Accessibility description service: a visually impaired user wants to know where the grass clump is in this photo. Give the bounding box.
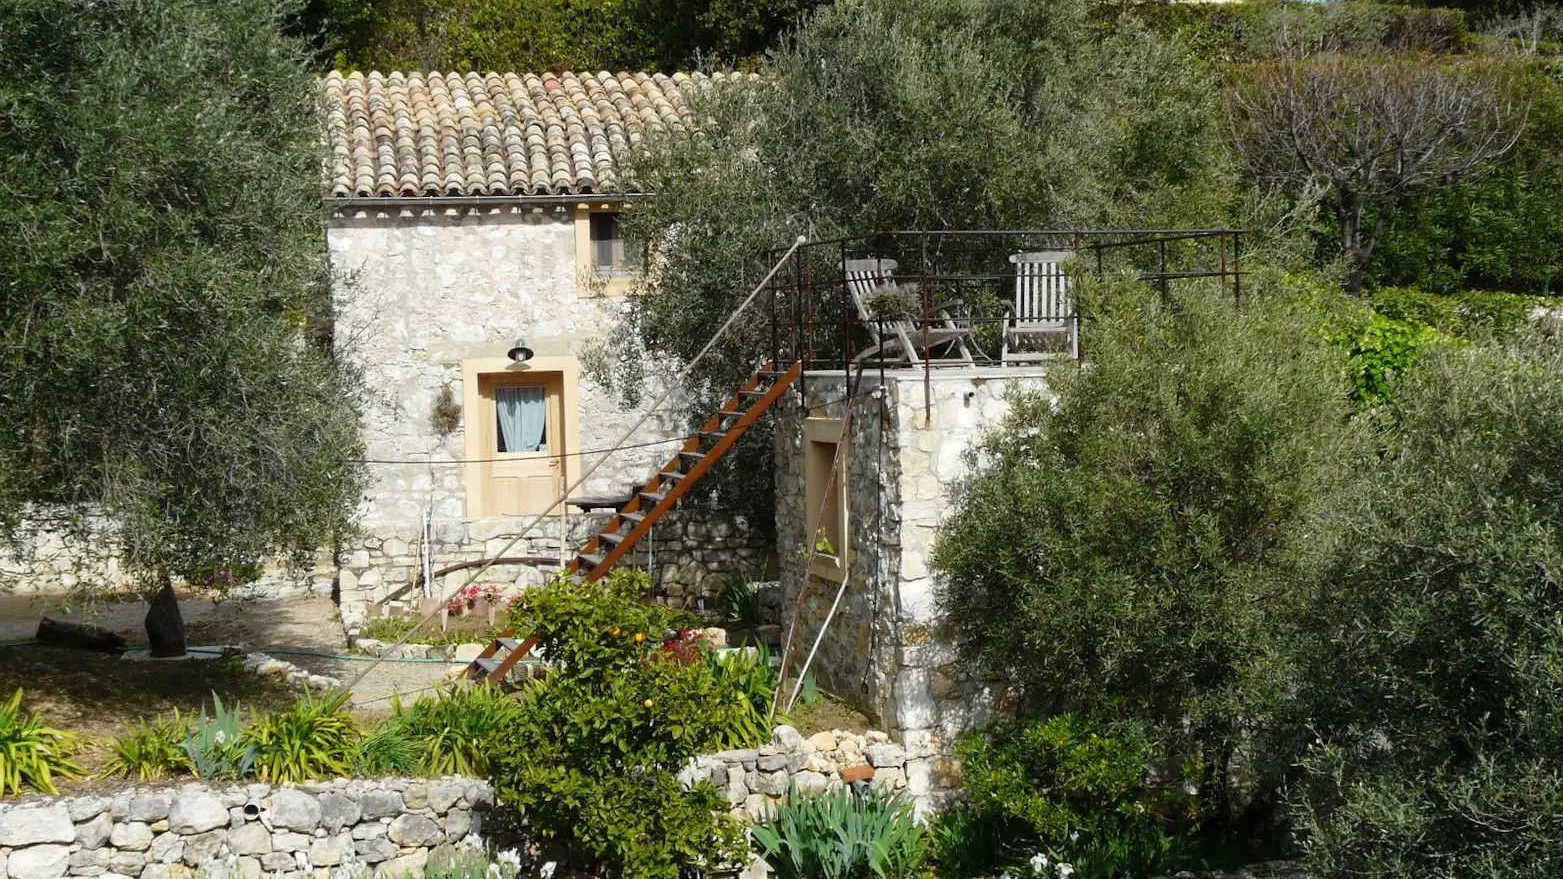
[0,688,83,795]
[104,714,191,781]
[243,691,359,783]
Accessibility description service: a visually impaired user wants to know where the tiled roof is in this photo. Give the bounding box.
[322,70,738,199]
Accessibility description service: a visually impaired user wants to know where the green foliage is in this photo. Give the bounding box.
[607,0,1235,525]
[243,691,359,784]
[105,714,191,781]
[183,692,255,779]
[951,715,1200,879]
[1290,335,1563,878]
[386,685,524,777]
[1335,310,1444,405]
[302,0,821,73]
[1123,0,1471,63]
[933,274,1361,830]
[359,616,502,647]
[1360,63,1563,295]
[491,569,749,879]
[706,643,779,749]
[0,0,365,593]
[717,575,764,627]
[751,787,927,879]
[353,723,419,777]
[0,689,82,795]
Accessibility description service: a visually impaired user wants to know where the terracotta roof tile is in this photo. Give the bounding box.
[322,69,741,198]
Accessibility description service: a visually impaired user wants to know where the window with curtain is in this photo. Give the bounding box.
[495,385,548,453]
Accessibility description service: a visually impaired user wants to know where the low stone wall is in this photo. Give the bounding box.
[684,724,956,821]
[0,777,491,879]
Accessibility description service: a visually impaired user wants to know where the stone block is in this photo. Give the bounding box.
[107,853,145,875]
[443,810,470,841]
[109,823,153,852]
[756,754,789,772]
[376,850,428,879]
[65,798,109,823]
[258,852,297,872]
[308,833,352,866]
[10,845,71,879]
[905,758,932,796]
[865,743,905,768]
[387,815,442,848]
[268,790,321,832]
[234,858,262,879]
[806,731,838,753]
[68,848,112,873]
[226,824,272,856]
[427,780,465,814]
[316,793,360,833]
[148,833,182,865]
[871,767,906,792]
[793,771,829,795]
[770,725,804,752]
[350,824,388,841]
[271,832,312,853]
[357,791,403,820]
[754,771,789,797]
[168,793,227,835]
[402,783,428,810]
[0,805,75,846]
[74,813,113,850]
[741,795,772,824]
[179,830,225,866]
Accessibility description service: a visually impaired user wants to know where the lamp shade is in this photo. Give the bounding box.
[506,335,534,363]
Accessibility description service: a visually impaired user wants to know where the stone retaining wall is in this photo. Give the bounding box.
[683,724,957,821]
[0,777,491,879]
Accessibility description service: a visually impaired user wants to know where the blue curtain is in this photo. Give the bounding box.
[496,386,547,452]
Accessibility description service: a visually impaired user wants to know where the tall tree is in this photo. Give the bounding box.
[0,0,365,655]
[1227,53,1526,294]
[599,0,1236,525]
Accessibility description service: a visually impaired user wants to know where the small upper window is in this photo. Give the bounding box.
[588,212,641,275]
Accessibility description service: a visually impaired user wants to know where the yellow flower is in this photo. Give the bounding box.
[644,699,655,708]
[634,632,646,643]
[610,626,621,637]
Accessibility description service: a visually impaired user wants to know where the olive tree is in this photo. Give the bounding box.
[932,273,1365,825]
[0,0,365,654]
[602,0,1236,525]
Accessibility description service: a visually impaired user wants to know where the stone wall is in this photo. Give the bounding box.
[0,777,491,879]
[775,369,1056,757]
[328,205,770,620]
[684,724,958,822]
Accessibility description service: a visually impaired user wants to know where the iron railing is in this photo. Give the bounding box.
[763,230,1245,388]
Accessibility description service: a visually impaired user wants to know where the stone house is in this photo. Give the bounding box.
[319,69,770,626]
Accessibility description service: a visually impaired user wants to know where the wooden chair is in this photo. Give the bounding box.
[842,258,974,365]
[1004,251,1078,362]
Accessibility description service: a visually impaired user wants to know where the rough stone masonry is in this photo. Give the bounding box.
[0,777,490,879]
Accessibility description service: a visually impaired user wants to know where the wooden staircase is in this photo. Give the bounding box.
[464,361,802,682]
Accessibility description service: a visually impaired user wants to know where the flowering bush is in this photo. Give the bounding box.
[444,583,504,615]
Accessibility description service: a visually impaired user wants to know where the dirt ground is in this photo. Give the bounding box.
[0,592,462,722]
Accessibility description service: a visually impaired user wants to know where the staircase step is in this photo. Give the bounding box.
[698,431,727,444]
[497,637,524,651]
[677,450,706,462]
[658,470,686,482]
[598,531,625,545]
[637,490,667,506]
[578,553,604,569]
[475,657,503,674]
[620,511,647,525]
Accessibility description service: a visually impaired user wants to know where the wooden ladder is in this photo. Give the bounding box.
[464,361,802,683]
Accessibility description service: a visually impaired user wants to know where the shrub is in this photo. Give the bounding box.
[950,715,1201,879]
[388,685,524,777]
[183,692,254,779]
[244,691,359,783]
[354,724,418,777]
[707,642,780,749]
[1291,335,1563,878]
[751,786,926,879]
[933,275,1362,831]
[490,569,748,879]
[105,714,191,781]
[1335,309,1443,406]
[0,689,82,795]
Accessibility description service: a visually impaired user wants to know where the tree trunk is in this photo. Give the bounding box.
[1339,190,1367,296]
[144,574,187,658]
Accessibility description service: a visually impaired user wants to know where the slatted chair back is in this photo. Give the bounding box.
[1009,251,1073,326]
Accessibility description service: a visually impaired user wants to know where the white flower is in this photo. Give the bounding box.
[1029,853,1050,874]
[539,861,557,879]
[1068,830,1079,843]
[1058,865,1075,879]
[214,730,226,744]
[496,849,523,869]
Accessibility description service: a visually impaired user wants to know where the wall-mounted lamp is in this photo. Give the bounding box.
[507,335,535,363]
